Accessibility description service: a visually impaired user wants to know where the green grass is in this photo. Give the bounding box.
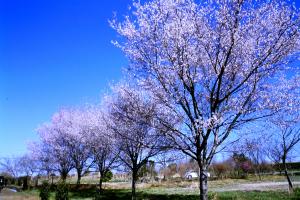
[213,191,300,200]
[71,188,300,200]
[18,187,300,200]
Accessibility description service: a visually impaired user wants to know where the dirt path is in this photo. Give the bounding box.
[212,181,300,192]
[0,188,38,200]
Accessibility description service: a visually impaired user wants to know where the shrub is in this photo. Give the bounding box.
[208,192,218,200]
[22,176,29,190]
[213,163,230,179]
[94,189,101,200]
[102,170,113,182]
[39,181,50,200]
[294,172,300,176]
[55,181,69,200]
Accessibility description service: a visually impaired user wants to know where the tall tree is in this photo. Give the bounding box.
[18,154,41,188]
[267,76,300,192]
[63,108,92,186]
[237,133,269,180]
[37,108,93,185]
[268,121,300,192]
[20,154,41,177]
[111,0,300,199]
[28,142,56,181]
[36,110,75,181]
[84,105,119,194]
[0,157,21,179]
[106,83,170,200]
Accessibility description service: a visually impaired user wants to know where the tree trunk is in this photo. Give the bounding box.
[283,158,293,193]
[22,176,29,190]
[61,171,68,182]
[199,166,208,200]
[99,172,103,195]
[76,168,82,186]
[131,170,138,200]
[255,167,261,181]
[258,171,262,181]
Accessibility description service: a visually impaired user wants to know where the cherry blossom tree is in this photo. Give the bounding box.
[17,154,41,188]
[105,83,170,200]
[83,105,119,194]
[19,154,40,178]
[33,106,119,188]
[36,108,94,185]
[61,108,92,186]
[268,121,300,192]
[238,135,268,180]
[28,141,56,180]
[111,0,300,199]
[36,110,75,181]
[0,157,21,179]
[266,75,300,192]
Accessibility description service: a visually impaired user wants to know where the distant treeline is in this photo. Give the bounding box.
[272,162,300,171]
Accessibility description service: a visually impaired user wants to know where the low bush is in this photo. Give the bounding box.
[94,189,101,200]
[39,181,50,200]
[55,181,69,200]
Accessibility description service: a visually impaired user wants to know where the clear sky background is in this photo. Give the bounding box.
[0,0,134,157]
[1,0,300,159]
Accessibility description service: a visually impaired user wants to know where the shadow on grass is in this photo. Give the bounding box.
[71,189,199,200]
[65,184,300,200]
[68,187,300,200]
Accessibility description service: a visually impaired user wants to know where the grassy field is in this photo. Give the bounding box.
[3,176,300,200]
[15,187,300,200]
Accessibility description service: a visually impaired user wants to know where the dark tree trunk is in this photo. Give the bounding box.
[199,165,208,200]
[99,172,104,195]
[22,176,29,190]
[131,170,138,200]
[279,168,282,175]
[76,168,82,187]
[99,178,103,194]
[61,171,68,182]
[283,157,293,192]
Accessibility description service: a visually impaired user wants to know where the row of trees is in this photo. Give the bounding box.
[25,83,174,198]
[23,73,300,200]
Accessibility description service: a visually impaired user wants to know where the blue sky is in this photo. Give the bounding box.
[0,0,133,157]
[1,0,300,158]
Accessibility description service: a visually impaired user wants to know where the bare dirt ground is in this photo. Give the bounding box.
[132,181,300,195]
[103,179,300,191]
[96,180,300,196]
[211,181,300,192]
